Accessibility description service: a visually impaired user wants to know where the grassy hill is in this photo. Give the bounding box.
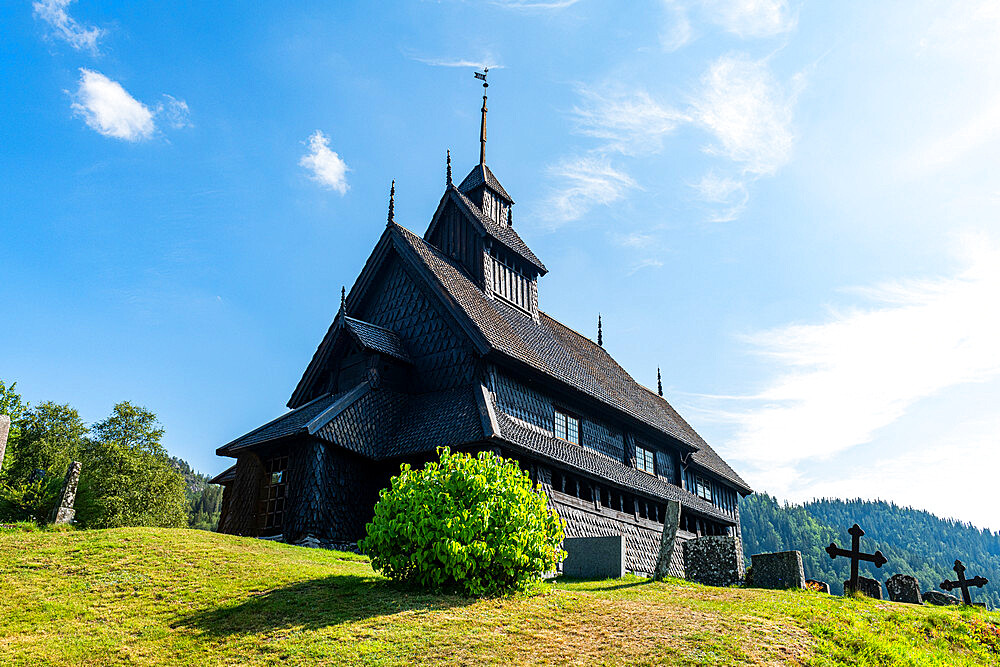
[2,526,999,666]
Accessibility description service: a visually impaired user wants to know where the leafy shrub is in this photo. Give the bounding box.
[360,448,565,596]
[0,476,62,523]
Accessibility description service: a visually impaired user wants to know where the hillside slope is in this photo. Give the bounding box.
[741,494,1000,608]
[2,527,999,666]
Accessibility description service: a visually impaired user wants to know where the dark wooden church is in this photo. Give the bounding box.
[212,82,751,576]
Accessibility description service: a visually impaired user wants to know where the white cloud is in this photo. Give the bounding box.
[571,87,687,156]
[160,95,191,129]
[33,0,103,53]
[700,0,797,38]
[542,156,636,224]
[690,53,798,175]
[714,234,1000,470]
[69,69,155,142]
[660,1,694,51]
[408,55,504,69]
[300,131,350,194]
[692,170,750,221]
[489,0,581,8]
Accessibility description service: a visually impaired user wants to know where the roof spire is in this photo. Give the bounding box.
[339,285,347,323]
[387,180,395,226]
[657,368,663,396]
[474,67,489,165]
[446,149,453,186]
[597,313,603,347]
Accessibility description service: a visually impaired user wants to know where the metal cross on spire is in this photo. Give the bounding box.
[475,67,489,165]
[941,559,989,605]
[825,523,887,595]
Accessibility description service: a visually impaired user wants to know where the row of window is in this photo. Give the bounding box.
[550,470,669,524]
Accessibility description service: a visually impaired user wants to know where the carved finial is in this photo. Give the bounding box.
[446,150,453,186]
[657,368,663,396]
[387,180,395,226]
[341,286,346,310]
[474,67,489,165]
[597,314,603,347]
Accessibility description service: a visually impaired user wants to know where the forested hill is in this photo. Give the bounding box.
[739,494,1000,608]
[169,457,223,532]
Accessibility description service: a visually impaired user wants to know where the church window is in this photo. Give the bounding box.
[258,456,288,535]
[635,445,655,475]
[554,408,580,444]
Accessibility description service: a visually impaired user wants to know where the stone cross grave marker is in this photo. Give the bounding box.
[941,559,988,606]
[825,523,887,594]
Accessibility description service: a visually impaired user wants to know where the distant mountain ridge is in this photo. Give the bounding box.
[169,457,223,532]
[740,494,1000,607]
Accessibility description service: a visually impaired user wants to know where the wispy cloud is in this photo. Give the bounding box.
[69,69,155,142]
[692,170,750,222]
[160,95,191,129]
[690,53,799,175]
[571,87,687,156]
[489,0,581,9]
[712,234,1000,470]
[542,156,636,225]
[660,1,694,51]
[33,0,103,54]
[700,0,797,38]
[300,131,350,194]
[408,55,504,69]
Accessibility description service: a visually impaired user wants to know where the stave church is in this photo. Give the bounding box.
[211,77,751,576]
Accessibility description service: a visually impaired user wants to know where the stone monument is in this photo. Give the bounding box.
[845,576,883,600]
[748,551,806,589]
[0,414,9,474]
[683,535,745,587]
[49,461,82,525]
[653,500,681,581]
[886,574,922,604]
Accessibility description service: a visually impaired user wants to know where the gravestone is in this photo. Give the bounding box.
[844,576,882,600]
[923,590,961,606]
[825,523,887,595]
[748,551,806,589]
[49,461,82,525]
[562,535,625,579]
[941,559,989,606]
[886,574,922,604]
[806,579,831,594]
[683,535,745,587]
[0,414,9,473]
[653,500,681,581]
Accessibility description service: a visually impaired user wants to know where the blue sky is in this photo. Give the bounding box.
[4,1,1000,530]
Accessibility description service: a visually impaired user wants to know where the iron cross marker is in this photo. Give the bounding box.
[825,523,887,594]
[941,559,989,606]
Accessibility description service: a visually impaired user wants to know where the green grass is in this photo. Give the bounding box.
[1,527,998,665]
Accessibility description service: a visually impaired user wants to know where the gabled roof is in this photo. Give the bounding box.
[424,186,547,274]
[209,464,236,485]
[390,223,751,494]
[217,389,354,455]
[344,316,412,363]
[458,163,513,203]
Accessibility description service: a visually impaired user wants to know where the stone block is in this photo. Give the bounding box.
[845,576,882,599]
[683,535,745,587]
[653,500,681,581]
[0,414,9,474]
[923,590,961,606]
[806,579,831,594]
[886,574,922,604]
[562,535,625,579]
[748,551,806,589]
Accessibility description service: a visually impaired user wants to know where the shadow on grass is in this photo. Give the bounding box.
[174,574,475,636]
[555,577,653,592]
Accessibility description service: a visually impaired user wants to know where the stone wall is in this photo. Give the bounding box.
[748,551,805,589]
[683,535,745,587]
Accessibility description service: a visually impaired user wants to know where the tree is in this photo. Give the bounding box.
[361,448,565,596]
[4,402,87,485]
[75,402,187,529]
[0,379,29,481]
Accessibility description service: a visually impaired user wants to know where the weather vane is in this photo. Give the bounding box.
[475,67,489,165]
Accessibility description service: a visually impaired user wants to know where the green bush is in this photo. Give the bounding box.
[360,448,565,596]
[0,476,62,523]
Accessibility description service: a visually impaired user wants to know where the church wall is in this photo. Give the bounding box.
[218,451,266,537]
[358,259,477,393]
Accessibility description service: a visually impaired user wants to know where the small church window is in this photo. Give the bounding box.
[554,409,580,445]
[695,475,713,503]
[635,445,655,475]
[258,456,288,535]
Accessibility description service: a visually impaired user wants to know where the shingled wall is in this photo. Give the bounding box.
[359,260,477,392]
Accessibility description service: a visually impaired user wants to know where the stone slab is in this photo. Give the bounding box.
[562,535,625,579]
[749,550,806,589]
[653,500,681,581]
[923,590,961,606]
[845,576,882,600]
[0,414,9,474]
[886,574,922,604]
[683,535,745,587]
[49,461,82,525]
